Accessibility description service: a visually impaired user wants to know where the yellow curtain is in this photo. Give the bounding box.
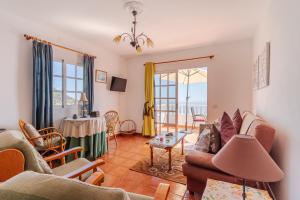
[142,62,156,137]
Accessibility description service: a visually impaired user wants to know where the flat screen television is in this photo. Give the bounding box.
[110,76,127,92]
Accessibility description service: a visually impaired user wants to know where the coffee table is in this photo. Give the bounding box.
[149,132,187,171]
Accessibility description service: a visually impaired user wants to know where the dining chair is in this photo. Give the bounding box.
[191,106,207,129]
[104,111,119,150]
[0,149,25,182]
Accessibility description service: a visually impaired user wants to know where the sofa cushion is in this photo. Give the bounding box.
[220,112,237,146]
[232,109,243,133]
[185,150,218,171]
[194,128,210,152]
[239,112,261,135]
[52,158,103,181]
[209,124,221,154]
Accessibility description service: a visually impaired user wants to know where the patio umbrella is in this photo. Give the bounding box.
[178,68,207,130]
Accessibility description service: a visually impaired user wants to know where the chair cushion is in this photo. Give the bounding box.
[220,112,237,146]
[35,136,62,150]
[24,123,44,147]
[0,171,131,200]
[185,150,218,171]
[52,158,103,181]
[128,193,153,200]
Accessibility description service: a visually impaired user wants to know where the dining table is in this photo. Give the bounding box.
[62,116,107,160]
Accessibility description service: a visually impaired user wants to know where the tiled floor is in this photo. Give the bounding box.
[99,134,196,200]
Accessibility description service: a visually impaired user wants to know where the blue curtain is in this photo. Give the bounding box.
[83,55,94,114]
[32,40,53,129]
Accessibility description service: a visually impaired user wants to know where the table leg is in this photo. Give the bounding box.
[181,138,184,155]
[168,149,172,171]
[150,146,153,166]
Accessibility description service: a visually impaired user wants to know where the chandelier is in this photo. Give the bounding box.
[113,1,154,53]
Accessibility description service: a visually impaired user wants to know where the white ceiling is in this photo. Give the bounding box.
[0,0,269,57]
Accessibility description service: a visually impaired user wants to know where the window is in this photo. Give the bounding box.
[53,60,84,107]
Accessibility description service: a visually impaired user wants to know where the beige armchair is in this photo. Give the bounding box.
[0,171,170,200]
[0,130,105,185]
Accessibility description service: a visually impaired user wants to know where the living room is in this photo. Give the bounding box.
[0,0,299,200]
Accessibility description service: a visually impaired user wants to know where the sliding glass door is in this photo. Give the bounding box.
[154,72,178,133]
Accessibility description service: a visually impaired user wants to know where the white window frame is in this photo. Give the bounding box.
[53,59,84,108]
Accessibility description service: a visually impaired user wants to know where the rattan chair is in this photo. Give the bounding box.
[19,120,66,156]
[104,111,119,150]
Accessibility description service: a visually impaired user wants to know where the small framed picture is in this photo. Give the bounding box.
[95,70,107,83]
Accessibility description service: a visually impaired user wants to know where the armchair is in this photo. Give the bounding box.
[19,119,66,156]
[0,130,105,186]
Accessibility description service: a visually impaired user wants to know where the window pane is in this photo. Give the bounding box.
[168,112,176,124]
[154,74,160,86]
[169,73,176,85]
[161,99,167,111]
[161,86,167,98]
[67,78,76,91]
[53,77,62,91]
[53,91,62,106]
[66,92,76,105]
[169,99,176,111]
[53,61,62,76]
[155,99,160,110]
[76,92,81,101]
[161,74,168,85]
[155,87,160,98]
[161,112,167,124]
[77,79,83,92]
[66,64,76,77]
[155,112,160,123]
[77,66,83,78]
[169,86,176,98]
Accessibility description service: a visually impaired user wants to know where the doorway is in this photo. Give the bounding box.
[154,67,207,134]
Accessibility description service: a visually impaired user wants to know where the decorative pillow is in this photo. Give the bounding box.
[220,112,237,146]
[24,123,44,147]
[232,109,243,133]
[194,128,211,152]
[209,124,221,154]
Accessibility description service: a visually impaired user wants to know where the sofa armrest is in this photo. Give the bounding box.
[185,150,218,171]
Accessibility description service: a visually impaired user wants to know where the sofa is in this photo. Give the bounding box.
[182,111,276,194]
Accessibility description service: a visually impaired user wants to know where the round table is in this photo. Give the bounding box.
[62,116,106,160]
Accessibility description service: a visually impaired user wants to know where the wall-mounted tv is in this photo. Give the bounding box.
[110,76,127,92]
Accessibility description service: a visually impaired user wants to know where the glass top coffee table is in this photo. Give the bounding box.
[149,132,188,171]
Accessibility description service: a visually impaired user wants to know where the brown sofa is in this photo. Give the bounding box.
[182,111,276,194]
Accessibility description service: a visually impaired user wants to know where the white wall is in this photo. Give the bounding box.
[122,39,253,133]
[253,0,300,199]
[0,11,127,129]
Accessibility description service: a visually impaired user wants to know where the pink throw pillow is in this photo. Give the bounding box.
[232,109,243,134]
[220,112,237,146]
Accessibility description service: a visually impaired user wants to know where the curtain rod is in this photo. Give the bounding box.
[24,34,96,59]
[145,55,214,66]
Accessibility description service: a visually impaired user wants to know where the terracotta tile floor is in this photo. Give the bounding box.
[99,134,196,200]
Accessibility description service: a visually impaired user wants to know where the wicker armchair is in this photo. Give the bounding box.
[19,120,66,156]
[104,111,119,150]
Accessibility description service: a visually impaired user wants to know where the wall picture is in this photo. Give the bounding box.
[95,70,107,83]
[258,42,271,88]
[253,58,259,90]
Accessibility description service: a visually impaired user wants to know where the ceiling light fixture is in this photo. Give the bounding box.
[113,1,153,53]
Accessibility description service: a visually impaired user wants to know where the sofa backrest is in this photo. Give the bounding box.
[239,112,275,153]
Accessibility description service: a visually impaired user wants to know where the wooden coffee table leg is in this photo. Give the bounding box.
[168,148,172,171]
[150,146,153,166]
